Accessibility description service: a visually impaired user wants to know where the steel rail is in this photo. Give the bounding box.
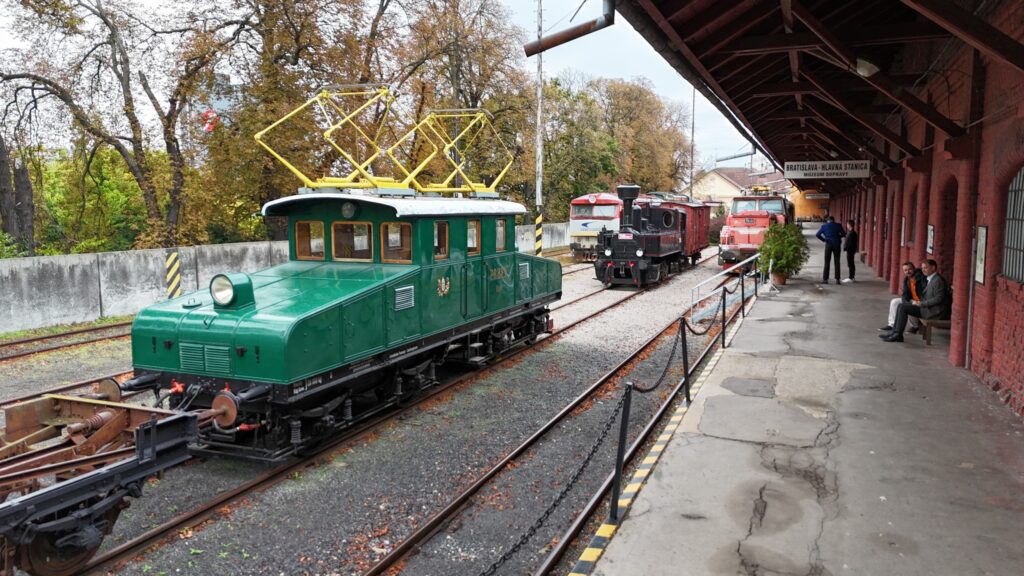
[361,305,686,576]
[550,287,609,311]
[533,290,756,575]
[0,370,133,409]
[0,321,133,349]
[561,263,592,276]
[0,331,132,363]
[83,269,664,574]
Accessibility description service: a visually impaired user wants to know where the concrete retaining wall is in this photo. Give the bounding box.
[0,224,566,333]
[515,222,568,253]
[1,241,289,332]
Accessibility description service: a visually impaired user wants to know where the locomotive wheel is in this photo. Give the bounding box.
[17,508,121,576]
[659,262,669,282]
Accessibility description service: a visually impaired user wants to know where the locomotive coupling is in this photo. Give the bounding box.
[120,372,161,392]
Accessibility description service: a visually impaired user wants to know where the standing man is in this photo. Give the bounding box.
[881,259,950,342]
[815,216,845,284]
[841,219,859,283]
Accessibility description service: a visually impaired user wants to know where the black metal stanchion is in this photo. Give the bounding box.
[608,383,633,524]
[740,274,746,318]
[679,316,691,403]
[720,287,727,349]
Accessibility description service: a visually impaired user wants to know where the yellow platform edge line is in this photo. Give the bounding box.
[565,302,753,575]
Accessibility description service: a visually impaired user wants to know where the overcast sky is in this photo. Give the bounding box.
[502,0,763,170]
[0,1,764,170]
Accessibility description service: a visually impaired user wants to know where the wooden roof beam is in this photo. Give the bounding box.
[792,0,856,67]
[796,14,965,137]
[692,2,780,57]
[779,0,803,111]
[803,71,921,156]
[858,72,964,136]
[901,0,1024,75]
[676,0,763,42]
[721,23,950,56]
[803,101,898,167]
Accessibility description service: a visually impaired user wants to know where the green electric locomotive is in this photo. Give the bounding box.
[128,192,560,461]
[126,87,562,461]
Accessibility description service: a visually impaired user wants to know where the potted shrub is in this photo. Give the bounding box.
[757,223,809,285]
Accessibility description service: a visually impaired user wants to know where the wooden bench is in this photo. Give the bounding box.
[919,318,951,345]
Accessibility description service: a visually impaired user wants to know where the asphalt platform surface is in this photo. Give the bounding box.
[592,234,1024,576]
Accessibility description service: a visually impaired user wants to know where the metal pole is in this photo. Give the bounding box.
[534,0,544,257]
[740,274,746,318]
[688,85,696,199]
[720,287,727,349]
[609,382,633,524]
[679,316,691,403]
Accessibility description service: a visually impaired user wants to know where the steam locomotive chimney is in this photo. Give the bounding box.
[617,184,641,231]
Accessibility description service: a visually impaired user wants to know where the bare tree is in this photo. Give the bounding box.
[0,0,252,245]
[0,135,17,242]
[12,158,34,255]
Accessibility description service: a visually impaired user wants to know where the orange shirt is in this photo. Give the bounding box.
[909,279,920,301]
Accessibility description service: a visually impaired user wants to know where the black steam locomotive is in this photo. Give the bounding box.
[594,185,709,287]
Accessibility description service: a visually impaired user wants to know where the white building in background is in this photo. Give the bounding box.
[686,167,791,204]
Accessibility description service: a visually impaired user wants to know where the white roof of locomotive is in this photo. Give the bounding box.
[261,191,528,217]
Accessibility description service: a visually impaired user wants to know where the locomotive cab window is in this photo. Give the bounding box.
[468,219,481,256]
[332,222,373,262]
[434,221,449,260]
[382,222,413,263]
[295,221,325,260]
[661,211,674,228]
[496,219,507,252]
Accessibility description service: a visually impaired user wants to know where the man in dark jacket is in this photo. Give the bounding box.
[841,219,859,283]
[880,262,927,332]
[815,216,845,284]
[882,259,951,342]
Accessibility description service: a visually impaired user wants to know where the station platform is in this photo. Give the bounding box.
[590,252,1024,575]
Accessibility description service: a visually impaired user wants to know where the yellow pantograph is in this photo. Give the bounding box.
[254,85,513,194]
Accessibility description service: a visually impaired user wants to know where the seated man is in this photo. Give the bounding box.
[881,259,951,343]
[880,262,927,333]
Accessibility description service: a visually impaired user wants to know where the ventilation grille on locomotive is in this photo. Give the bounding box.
[394,285,415,310]
[179,342,232,374]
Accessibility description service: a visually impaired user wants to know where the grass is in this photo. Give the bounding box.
[0,314,134,343]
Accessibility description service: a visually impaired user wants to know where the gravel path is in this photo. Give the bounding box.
[0,338,130,402]
[104,253,722,576]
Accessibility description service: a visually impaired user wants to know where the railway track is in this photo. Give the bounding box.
[0,321,133,363]
[82,262,658,574]
[561,263,592,276]
[360,306,691,575]
[0,369,134,409]
[7,249,719,574]
[536,279,756,576]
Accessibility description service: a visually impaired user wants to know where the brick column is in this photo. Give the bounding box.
[874,184,885,273]
[890,178,904,294]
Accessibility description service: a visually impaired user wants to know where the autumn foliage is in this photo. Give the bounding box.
[0,0,693,254]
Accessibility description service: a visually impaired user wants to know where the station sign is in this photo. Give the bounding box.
[784,160,870,179]
[804,193,830,199]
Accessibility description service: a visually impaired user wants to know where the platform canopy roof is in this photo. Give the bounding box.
[616,0,1024,194]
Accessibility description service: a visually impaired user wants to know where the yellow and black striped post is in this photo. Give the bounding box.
[534,213,543,256]
[165,249,183,299]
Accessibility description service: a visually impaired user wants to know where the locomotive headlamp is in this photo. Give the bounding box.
[341,201,357,219]
[210,273,255,309]
[635,249,644,257]
[211,275,234,305]
[604,248,612,257]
